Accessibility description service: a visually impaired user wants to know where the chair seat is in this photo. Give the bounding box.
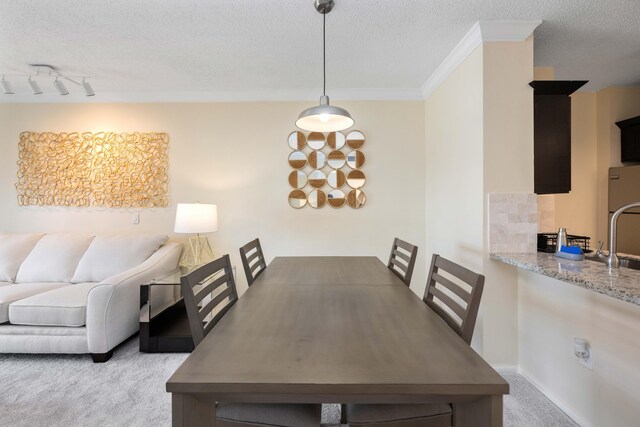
[346,403,452,424]
[217,403,321,427]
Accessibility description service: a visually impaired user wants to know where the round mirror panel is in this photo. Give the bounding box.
[327,150,346,169]
[346,131,365,149]
[308,189,326,208]
[308,150,327,169]
[308,170,327,188]
[327,190,346,208]
[346,150,365,169]
[347,170,366,189]
[288,170,307,189]
[288,151,307,169]
[347,189,366,208]
[327,170,346,188]
[288,190,307,209]
[327,132,346,149]
[307,132,326,150]
[288,131,306,150]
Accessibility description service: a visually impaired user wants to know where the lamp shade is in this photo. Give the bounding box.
[296,95,354,132]
[174,203,218,234]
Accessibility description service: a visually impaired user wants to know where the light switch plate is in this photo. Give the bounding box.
[132,213,140,224]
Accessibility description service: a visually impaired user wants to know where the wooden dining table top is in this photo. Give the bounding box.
[166,256,508,400]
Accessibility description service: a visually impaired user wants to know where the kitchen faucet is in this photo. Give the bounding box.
[597,202,640,268]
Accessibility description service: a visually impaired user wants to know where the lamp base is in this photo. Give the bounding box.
[179,235,214,269]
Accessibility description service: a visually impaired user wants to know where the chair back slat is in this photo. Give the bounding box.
[387,237,418,286]
[424,254,484,345]
[181,255,239,347]
[240,238,267,287]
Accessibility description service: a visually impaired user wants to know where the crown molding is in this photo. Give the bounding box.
[0,87,423,104]
[420,20,542,99]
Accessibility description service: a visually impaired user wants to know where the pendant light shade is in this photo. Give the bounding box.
[296,95,354,132]
[296,0,354,132]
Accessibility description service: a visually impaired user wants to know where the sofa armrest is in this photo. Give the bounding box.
[86,241,183,353]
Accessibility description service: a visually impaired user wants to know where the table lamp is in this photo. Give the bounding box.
[174,203,218,269]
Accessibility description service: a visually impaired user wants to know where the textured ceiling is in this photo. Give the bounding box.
[1,0,639,100]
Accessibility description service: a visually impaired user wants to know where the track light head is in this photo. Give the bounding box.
[1,76,14,94]
[81,79,95,96]
[54,77,69,95]
[28,77,42,95]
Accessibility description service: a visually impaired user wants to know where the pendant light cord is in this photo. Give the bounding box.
[323,12,326,96]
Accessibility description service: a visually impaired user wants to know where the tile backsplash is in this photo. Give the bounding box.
[489,193,538,253]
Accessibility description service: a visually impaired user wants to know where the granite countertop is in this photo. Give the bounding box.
[490,252,640,306]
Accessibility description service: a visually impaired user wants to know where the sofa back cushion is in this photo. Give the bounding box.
[15,234,95,283]
[0,234,43,282]
[71,234,168,283]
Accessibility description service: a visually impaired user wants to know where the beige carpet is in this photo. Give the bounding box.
[0,337,578,426]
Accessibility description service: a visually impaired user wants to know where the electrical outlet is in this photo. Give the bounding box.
[579,347,593,370]
[132,213,140,224]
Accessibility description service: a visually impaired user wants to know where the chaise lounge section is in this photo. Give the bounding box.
[0,233,181,362]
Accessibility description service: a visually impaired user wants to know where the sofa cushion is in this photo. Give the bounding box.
[0,234,43,282]
[8,283,100,327]
[0,282,70,323]
[15,234,95,283]
[71,234,168,283]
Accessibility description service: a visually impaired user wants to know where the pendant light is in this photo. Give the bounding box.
[296,0,354,132]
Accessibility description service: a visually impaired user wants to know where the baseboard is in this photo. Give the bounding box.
[491,365,518,374]
[517,368,592,427]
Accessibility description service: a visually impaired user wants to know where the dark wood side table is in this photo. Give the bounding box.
[139,271,195,353]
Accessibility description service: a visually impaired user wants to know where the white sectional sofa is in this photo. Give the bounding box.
[0,233,182,362]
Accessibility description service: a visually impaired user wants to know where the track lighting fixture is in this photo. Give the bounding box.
[81,79,95,97]
[28,77,42,95]
[1,65,95,96]
[53,77,69,95]
[1,76,14,94]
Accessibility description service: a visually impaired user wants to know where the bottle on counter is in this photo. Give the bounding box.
[556,227,568,254]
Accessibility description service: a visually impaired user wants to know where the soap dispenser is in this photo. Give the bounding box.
[556,227,567,254]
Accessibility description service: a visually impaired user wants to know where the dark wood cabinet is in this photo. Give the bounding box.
[616,116,640,162]
[530,80,588,195]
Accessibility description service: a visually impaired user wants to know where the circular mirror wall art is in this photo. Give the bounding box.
[346,150,365,169]
[307,132,326,150]
[288,190,307,208]
[287,131,366,209]
[288,170,307,189]
[308,150,327,169]
[308,189,326,208]
[347,189,366,208]
[346,131,365,149]
[327,170,346,188]
[308,170,327,188]
[288,151,307,169]
[347,170,365,189]
[288,131,306,150]
[327,190,346,208]
[327,132,346,149]
[327,150,346,169]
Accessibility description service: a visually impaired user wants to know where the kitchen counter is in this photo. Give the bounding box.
[490,252,640,306]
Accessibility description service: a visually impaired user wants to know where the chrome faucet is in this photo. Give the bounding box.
[598,202,640,268]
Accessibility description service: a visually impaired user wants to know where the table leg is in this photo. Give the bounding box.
[453,395,503,427]
[172,393,216,427]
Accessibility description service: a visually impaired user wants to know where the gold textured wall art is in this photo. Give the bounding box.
[16,132,169,208]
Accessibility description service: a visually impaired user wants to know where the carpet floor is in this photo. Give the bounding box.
[0,337,578,427]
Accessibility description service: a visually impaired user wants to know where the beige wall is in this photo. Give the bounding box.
[0,101,427,294]
[425,38,534,365]
[519,271,640,427]
[482,39,535,366]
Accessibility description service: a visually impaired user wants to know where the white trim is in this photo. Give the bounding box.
[492,365,519,374]
[517,367,591,427]
[420,20,542,99]
[0,87,423,104]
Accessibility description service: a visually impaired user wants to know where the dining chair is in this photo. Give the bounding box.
[239,238,267,287]
[343,253,485,427]
[181,256,322,427]
[387,237,418,286]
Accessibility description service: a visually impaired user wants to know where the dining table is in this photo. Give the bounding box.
[167,256,509,426]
